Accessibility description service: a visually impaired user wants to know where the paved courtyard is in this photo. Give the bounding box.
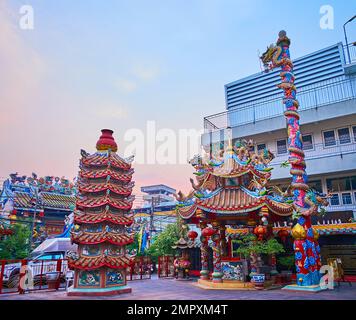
[1,276,355,300]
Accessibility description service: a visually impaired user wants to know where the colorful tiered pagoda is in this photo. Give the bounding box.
[68,129,135,296]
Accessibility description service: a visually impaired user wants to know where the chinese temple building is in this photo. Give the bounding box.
[67,129,135,296]
[0,173,76,239]
[175,139,299,288]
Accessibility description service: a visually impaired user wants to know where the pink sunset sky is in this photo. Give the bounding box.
[1,1,354,201]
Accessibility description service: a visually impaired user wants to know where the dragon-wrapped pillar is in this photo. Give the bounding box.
[211,221,223,283]
[261,31,322,287]
[199,221,209,280]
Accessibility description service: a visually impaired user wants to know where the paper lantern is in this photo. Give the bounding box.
[188,230,198,240]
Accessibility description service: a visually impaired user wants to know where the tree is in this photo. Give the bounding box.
[0,223,31,259]
[278,255,295,271]
[234,234,285,258]
[146,221,181,261]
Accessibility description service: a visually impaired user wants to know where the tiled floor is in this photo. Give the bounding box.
[1,277,355,300]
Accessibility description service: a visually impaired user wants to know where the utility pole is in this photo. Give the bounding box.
[148,195,160,247]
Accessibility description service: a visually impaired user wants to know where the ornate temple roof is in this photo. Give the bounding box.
[68,255,131,270]
[76,194,134,210]
[74,209,134,225]
[4,188,75,212]
[81,152,133,171]
[71,231,133,245]
[79,168,134,182]
[78,181,134,196]
[176,139,295,221]
[177,187,293,219]
[0,174,76,214]
[41,192,76,210]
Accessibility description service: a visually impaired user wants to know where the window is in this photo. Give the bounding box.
[277,139,287,154]
[353,126,356,142]
[323,130,336,147]
[342,193,352,205]
[302,134,313,150]
[330,194,340,206]
[326,177,352,192]
[308,180,322,193]
[257,143,266,154]
[338,127,351,144]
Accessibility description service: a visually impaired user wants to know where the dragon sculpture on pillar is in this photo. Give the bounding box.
[260,31,329,287]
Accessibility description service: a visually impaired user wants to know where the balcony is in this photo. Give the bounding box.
[204,77,356,132]
[269,141,356,180]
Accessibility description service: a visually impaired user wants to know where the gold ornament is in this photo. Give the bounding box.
[291,223,306,240]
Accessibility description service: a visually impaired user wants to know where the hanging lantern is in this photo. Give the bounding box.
[188,230,198,240]
[277,228,289,243]
[38,210,45,218]
[12,209,17,215]
[196,209,204,218]
[201,227,216,237]
[260,206,269,218]
[254,225,266,240]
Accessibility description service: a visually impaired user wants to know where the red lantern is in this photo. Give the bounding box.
[188,230,198,240]
[254,225,266,240]
[12,209,17,215]
[38,210,45,218]
[202,227,216,237]
[277,228,289,243]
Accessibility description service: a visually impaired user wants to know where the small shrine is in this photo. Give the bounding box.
[67,129,135,296]
[175,139,296,289]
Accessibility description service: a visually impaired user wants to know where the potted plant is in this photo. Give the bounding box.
[235,234,284,289]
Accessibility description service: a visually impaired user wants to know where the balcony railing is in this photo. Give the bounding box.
[270,141,356,166]
[344,42,356,65]
[204,77,356,131]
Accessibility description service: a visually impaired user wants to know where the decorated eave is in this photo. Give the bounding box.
[177,187,293,220]
[68,255,131,270]
[226,222,356,238]
[40,192,76,210]
[77,181,134,196]
[79,168,134,182]
[12,191,75,211]
[76,194,134,210]
[74,209,134,225]
[80,151,133,171]
[71,230,134,245]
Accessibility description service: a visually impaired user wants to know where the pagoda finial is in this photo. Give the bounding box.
[96,129,118,152]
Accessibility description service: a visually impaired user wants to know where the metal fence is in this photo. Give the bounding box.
[126,256,152,281]
[0,258,68,295]
[158,255,177,278]
[204,77,356,131]
[0,256,152,295]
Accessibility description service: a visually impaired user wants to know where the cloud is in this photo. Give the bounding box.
[93,103,129,120]
[113,78,137,93]
[132,64,161,81]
